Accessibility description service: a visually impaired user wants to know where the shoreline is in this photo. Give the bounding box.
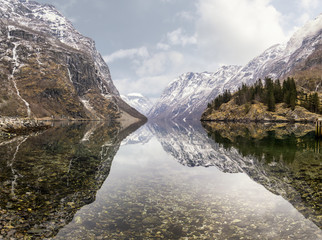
[200,118,316,124]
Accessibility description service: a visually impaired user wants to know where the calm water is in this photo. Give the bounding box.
[0,121,321,239]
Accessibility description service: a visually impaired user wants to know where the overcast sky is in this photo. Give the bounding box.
[36,0,322,101]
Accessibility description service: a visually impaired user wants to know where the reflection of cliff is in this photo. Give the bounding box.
[203,122,322,229]
[0,121,141,239]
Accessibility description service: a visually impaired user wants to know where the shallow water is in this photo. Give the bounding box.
[0,121,321,239]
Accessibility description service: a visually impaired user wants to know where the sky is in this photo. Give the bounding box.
[36,0,322,101]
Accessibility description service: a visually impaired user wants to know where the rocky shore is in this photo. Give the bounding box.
[0,117,51,137]
[201,101,321,123]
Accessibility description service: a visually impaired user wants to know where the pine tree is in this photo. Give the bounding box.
[274,79,283,103]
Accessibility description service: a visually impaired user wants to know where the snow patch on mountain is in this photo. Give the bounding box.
[149,66,242,120]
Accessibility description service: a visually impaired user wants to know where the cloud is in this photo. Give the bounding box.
[195,0,287,65]
[114,75,177,99]
[136,51,184,77]
[300,0,319,9]
[167,28,197,46]
[104,47,149,63]
[176,11,196,21]
[156,43,170,50]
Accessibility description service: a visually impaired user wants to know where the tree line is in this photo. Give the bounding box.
[208,77,321,114]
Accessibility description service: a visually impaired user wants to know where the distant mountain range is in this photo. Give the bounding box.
[149,14,322,120]
[121,93,153,115]
[0,0,145,123]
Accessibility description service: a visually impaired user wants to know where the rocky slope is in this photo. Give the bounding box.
[121,93,153,116]
[201,100,321,122]
[0,0,145,123]
[149,14,322,121]
[148,66,242,120]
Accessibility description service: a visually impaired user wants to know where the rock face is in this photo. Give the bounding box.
[149,14,322,120]
[121,93,153,116]
[148,66,242,120]
[0,0,145,122]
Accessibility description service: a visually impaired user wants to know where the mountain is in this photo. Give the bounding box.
[149,14,322,120]
[225,13,322,93]
[121,93,153,116]
[148,66,242,120]
[0,0,145,123]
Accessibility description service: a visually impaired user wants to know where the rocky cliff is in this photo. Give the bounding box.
[0,0,145,123]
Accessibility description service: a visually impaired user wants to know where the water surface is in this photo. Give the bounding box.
[0,121,321,239]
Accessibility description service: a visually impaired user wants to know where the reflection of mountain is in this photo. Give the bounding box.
[0,121,141,239]
[121,124,153,146]
[146,120,321,228]
[203,122,321,229]
[148,121,242,172]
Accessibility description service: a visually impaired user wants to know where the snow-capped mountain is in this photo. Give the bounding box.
[0,0,145,122]
[225,13,322,92]
[121,93,153,116]
[149,14,322,120]
[148,66,242,120]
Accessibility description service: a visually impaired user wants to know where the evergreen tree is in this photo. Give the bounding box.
[274,79,283,103]
[267,90,276,111]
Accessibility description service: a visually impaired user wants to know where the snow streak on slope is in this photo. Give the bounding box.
[8,26,31,117]
[0,0,119,97]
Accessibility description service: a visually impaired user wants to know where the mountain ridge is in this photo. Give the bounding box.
[149,13,322,121]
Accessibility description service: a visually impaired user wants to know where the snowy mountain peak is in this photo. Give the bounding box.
[285,13,322,55]
[149,65,242,120]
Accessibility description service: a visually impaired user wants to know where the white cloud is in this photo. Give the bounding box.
[300,0,318,9]
[157,43,170,50]
[104,47,149,63]
[176,11,196,21]
[136,51,184,77]
[114,75,176,99]
[195,0,287,65]
[167,28,197,46]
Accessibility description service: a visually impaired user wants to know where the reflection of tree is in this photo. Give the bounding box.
[203,122,322,229]
[0,121,143,239]
[203,122,319,164]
